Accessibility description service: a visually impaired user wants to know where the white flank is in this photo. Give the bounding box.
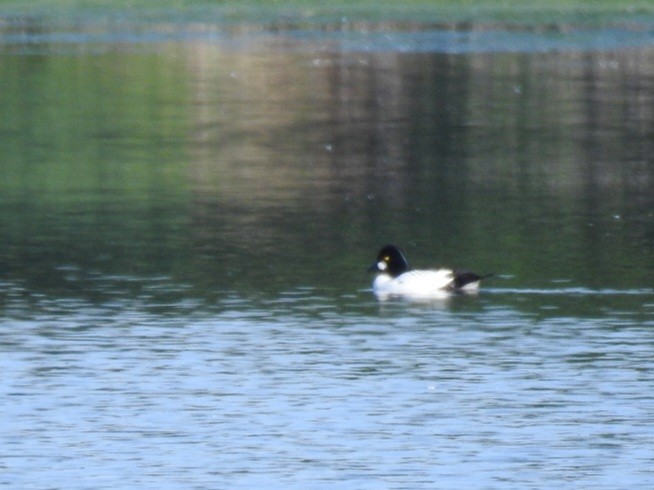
[373,269,456,298]
[460,280,481,292]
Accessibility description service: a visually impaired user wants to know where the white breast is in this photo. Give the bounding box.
[373,269,455,298]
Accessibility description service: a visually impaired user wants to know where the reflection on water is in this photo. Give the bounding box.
[5,42,650,293]
[1,10,654,490]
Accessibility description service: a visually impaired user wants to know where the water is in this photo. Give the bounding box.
[1,6,654,489]
[3,290,654,489]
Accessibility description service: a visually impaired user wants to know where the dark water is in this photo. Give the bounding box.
[1,9,654,489]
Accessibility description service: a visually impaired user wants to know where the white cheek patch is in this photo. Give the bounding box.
[377,261,388,271]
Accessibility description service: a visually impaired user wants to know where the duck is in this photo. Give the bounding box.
[367,244,487,298]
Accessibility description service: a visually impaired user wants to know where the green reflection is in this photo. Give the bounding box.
[0,51,189,193]
[0,19,652,303]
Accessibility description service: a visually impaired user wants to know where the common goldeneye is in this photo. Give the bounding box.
[368,244,487,298]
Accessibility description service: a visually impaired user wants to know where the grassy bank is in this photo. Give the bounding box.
[1,0,653,27]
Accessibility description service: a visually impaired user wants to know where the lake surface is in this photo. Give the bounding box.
[1,6,654,489]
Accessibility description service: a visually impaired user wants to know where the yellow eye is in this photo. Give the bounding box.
[384,256,390,261]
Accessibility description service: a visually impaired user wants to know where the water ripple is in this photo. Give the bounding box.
[2,288,654,489]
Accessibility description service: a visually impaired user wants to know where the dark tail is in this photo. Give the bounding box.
[452,271,494,289]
